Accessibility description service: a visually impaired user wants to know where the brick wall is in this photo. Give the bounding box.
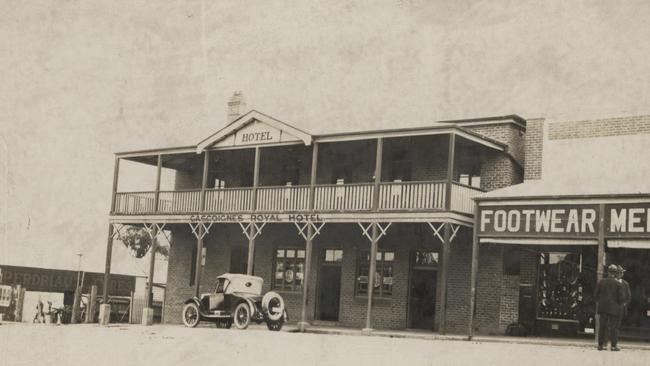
[465,123,525,167]
[548,115,650,140]
[499,274,519,330]
[382,135,449,182]
[480,152,523,192]
[474,244,503,334]
[317,140,376,184]
[164,224,198,324]
[259,145,312,186]
[445,228,472,334]
[524,118,544,180]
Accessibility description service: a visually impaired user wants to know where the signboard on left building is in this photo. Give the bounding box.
[0,265,137,297]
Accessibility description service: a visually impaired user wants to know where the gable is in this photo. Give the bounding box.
[196,110,312,152]
[213,119,302,148]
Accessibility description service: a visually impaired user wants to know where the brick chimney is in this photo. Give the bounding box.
[524,118,545,180]
[227,91,247,122]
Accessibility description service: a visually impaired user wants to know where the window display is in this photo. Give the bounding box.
[356,250,394,297]
[537,252,596,331]
[273,248,305,292]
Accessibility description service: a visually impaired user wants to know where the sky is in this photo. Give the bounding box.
[2,0,650,276]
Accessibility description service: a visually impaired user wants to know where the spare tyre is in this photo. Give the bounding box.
[261,291,285,321]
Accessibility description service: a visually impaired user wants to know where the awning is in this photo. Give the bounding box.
[480,238,598,246]
[607,239,650,249]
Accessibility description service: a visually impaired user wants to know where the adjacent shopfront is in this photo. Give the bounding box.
[470,194,650,339]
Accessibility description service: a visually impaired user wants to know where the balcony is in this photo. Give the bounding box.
[112,181,482,216]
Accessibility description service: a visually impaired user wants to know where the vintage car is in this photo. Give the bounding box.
[182,273,287,331]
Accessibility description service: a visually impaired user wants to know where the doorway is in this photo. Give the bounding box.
[316,249,343,321]
[408,251,438,330]
[230,245,248,274]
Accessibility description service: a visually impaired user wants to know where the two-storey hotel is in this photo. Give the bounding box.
[103,93,525,334]
[104,95,650,339]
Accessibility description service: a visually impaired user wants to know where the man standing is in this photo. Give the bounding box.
[615,265,631,333]
[594,264,625,351]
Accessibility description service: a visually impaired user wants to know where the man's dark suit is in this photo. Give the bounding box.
[594,277,625,349]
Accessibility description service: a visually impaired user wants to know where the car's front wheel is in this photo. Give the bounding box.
[233,303,251,330]
[182,302,200,328]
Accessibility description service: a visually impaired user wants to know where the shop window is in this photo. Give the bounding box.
[503,247,521,276]
[537,252,592,324]
[273,248,305,292]
[356,250,394,297]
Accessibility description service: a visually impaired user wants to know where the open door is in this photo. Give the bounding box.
[316,249,343,321]
[408,250,438,330]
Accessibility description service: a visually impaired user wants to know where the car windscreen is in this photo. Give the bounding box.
[215,278,227,293]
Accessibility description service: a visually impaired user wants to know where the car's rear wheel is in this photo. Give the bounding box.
[216,319,232,329]
[266,319,284,331]
[182,303,200,328]
[233,303,251,330]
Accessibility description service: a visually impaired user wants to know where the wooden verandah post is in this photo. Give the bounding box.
[468,203,480,340]
[439,132,456,335]
[298,143,320,332]
[100,157,120,326]
[247,146,261,275]
[193,151,211,297]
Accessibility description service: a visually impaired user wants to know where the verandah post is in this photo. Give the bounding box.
[154,154,162,212]
[143,227,158,325]
[299,143,320,331]
[468,203,480,340]
[194,225,205,298]
[595,203,606,344]
[298,224,314,332]
[363,223,379,332]
[439,132,456,334]
[247,146,261,275]
[99,224,114,326]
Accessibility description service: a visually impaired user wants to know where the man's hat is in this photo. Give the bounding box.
[616,265,626,273]
[607,264,618,274]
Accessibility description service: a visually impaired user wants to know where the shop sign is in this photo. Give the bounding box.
[478,204,599,238]
[478,202,650,239]
[606,203,650,237]
[0,265,136,297]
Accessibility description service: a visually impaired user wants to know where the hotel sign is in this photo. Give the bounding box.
[214,120,301,148]
[478,203,650,238]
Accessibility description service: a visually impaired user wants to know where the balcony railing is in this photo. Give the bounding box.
[313,183,374,211]
[112,181,483,215]
[114,191,156,214]
[205,188,253,212]
[450,183,483,214]
[378,181,446,211]
[257,185,310,211]
[158,190,201,213]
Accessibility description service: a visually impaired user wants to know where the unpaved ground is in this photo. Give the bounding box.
[0,322,648,366]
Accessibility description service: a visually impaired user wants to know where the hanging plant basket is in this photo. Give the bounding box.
[121,226,153,258]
